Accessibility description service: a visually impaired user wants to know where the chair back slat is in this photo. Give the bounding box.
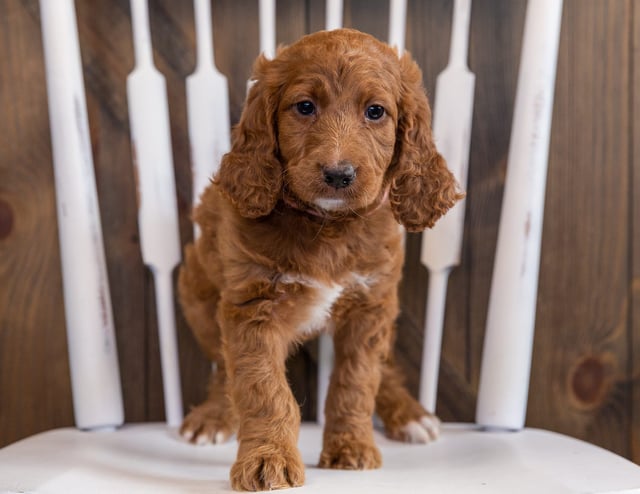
[259,0,276,59]
[46,0,562,431]
[388,0,407,55]
[476,0,563,430]
[39,0,123,430]
[127,0,184,427]
[419,0,474,414]
[188,0,231,240]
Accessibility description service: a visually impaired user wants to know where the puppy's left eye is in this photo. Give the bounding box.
[296,101,316,116]
[365,105,385,120]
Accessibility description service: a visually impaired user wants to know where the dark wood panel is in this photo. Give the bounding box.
[344,0,388,40]
[0,0,75,442]
[632,0,640,462]
[529,0,632,457]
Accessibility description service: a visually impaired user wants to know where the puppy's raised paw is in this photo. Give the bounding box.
[230,446,305,491]
[180,401,237,446]
[318,439,382,470]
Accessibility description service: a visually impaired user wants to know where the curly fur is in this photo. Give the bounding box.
[179,29,462,491]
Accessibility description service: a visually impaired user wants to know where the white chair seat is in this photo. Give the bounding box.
[2,423,640,493]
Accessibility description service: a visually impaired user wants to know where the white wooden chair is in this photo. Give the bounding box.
[2,1,640,493]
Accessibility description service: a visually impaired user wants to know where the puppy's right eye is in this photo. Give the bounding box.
[296,101,316,116]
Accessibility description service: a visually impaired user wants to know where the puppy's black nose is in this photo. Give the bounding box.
[323,164,356,189]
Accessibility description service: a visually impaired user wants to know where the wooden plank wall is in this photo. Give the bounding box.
[1,0,638,464]
[632,0,640,461]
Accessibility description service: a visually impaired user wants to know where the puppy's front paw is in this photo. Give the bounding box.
[230,445,305,491]
[318,439,382,470]
[180,401,237,445]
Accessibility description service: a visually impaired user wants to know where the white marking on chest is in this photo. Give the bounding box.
[280,274,344,335]
[305,282,344,334]
[281,272,378,335]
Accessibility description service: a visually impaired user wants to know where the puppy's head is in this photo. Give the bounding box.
[216,29,462,230]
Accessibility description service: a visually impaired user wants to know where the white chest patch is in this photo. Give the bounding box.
[302,282,344,335]
[280,274,344,334]
[280,272,376,335]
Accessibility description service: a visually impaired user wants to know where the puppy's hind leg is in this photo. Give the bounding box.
[375,354,440,444]
[181,365,237,444]
[178,244,238,444]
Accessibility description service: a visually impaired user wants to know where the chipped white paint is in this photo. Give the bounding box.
[39,0,123,431]
[476,0,563,431]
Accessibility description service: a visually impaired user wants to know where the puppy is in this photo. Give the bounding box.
[178,28,462,491]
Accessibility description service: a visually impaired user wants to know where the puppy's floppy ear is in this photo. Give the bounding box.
[215,55,282,218]
[389,54,464,232]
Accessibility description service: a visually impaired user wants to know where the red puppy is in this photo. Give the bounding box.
[179,28,462,491]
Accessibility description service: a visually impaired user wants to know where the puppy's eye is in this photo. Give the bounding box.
[296,101,316,116]
[365,105,385,120]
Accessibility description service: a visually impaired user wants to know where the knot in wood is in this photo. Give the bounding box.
[568,355,612,411]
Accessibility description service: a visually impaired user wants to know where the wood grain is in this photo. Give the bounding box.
[529,0,632,457]
[632,0,640,462]
[0,0,74,441]
[0,0,639,465]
